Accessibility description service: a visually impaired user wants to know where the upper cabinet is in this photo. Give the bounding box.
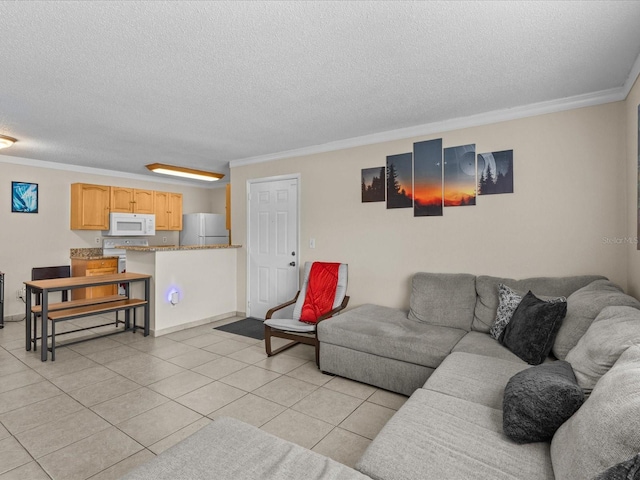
[70,183,111,230]
[71,183,183,230]
[111,187,154,214]
[155,191,183,231]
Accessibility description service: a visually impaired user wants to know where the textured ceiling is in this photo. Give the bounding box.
[1,1,640,185]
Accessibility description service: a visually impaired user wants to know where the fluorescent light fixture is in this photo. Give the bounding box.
[0,135,17,149]
[146,163,224,182]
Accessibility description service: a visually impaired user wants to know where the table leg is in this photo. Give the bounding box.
[41,289,48,362]
[144,278,150,336]
[25,286,32,351]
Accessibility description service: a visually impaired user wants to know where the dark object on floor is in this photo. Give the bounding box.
[214,317,265,340]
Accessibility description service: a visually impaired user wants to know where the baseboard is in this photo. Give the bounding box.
[152,311,243,337]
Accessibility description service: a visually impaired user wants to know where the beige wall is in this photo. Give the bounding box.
[626,76,640,298]
[0,159,220,317]
[231,102,628,313]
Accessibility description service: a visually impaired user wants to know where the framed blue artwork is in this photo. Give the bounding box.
[12,181,38,213]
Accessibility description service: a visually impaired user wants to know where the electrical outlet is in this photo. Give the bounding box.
[16,286,25,300]
[162,237,167,243]
[95,237,101,245]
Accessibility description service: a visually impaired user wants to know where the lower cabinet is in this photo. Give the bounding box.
[71,258,118,300]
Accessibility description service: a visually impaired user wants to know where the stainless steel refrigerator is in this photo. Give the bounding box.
[179,213,229,246]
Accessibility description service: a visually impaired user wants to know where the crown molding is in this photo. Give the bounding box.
[229,85,627,169]
[0,154,226,189]
[623,52,640,98]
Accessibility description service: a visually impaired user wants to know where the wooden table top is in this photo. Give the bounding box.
[24,272,151,290]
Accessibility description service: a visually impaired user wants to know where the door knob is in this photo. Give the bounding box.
[289,261,296,267]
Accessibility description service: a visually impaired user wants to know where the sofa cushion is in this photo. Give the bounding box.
[592,453,640,480]
[502,361,584,444]
[552,280,640,360]
[473,275,605,333]
[356,388,554,480]
[500,291,567,365]
[565,305,640,393]
[452,331,525,363]
[122,417,368,480]
[408,272,476,331]
[550,345,640,480]
[424,352,528,410]
[317,303,466,368]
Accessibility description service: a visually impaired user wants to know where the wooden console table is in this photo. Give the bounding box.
[24,272,151,361]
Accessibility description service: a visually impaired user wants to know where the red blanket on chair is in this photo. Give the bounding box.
[300,262,341,324]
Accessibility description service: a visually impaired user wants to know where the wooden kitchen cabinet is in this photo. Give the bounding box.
[70,183,111,230]
[154,192,183,230]
[71,258,118,300]
[110,187,154,214]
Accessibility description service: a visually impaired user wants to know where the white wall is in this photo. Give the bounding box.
[626,75,640,298]
[231,101,628,313]
[0,159,221,317]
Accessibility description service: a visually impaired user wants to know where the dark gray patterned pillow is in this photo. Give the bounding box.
[490,284,521,339]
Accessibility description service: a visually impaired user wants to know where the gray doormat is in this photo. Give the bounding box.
[214,317,265,340]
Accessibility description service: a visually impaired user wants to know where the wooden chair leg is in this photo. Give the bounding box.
[265,325,273,355]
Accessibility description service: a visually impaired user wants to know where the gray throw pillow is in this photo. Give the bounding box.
[490,284,522,340]
[592,454,640,480]
[500,291,568,365]
[503,360,584,444]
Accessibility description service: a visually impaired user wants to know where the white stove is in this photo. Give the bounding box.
[103,238,149,294]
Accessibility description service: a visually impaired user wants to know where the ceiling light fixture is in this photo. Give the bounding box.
[146,163,224,182]
[0,135,17,149]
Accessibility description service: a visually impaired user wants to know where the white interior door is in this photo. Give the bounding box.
[248,176,299,319]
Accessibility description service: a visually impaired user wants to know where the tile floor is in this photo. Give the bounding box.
[0,315,407,479]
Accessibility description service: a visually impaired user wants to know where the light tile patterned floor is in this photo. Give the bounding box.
[0,316,407,479]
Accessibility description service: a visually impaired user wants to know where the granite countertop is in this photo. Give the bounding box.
[70,248,118,260]
[121,244,242,252]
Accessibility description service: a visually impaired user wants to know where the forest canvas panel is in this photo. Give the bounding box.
[362,166,386,202]
[444,144,476,206]
[478,150,514,195]
[387,152,413,209]
[414,138,443,217]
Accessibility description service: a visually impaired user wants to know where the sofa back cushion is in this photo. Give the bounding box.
[408,273,476,331]
[552,280,640,360]
[565,305,640,393]
[472,275,604,333]
[550,344,640,480]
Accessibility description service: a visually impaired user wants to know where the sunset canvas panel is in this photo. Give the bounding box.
[387,152,413,209]
[478,149,514,195]
[414,138,443,217]
[444,144,476,207]
[362,166,386,202]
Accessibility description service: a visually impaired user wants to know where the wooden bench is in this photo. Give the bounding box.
[30,295,126,351]
[32,296,147,360]
[47,297,147,360]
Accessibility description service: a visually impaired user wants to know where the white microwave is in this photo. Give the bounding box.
[106,213,156,236]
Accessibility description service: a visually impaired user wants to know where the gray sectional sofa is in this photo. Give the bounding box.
[123,272,640,480]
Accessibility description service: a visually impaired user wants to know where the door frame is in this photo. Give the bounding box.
[245,173,301,317]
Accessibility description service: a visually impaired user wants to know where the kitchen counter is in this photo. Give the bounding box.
[120,244,241,252]
[125,246,238,335]
[70,248,118,260]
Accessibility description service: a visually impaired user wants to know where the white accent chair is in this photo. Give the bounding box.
[264,262,349,366]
